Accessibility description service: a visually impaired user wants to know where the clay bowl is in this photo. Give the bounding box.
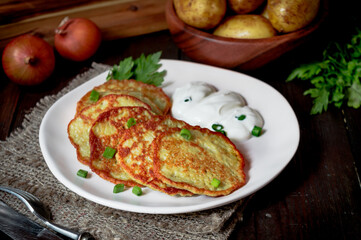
[165,0,328,71]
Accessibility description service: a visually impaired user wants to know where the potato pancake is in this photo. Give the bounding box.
[68,94,151,165]
[76,79,171,115]
[89,107,154,186]
[152,127,246,197]
[68,78,247,197]
[115,116,193,196]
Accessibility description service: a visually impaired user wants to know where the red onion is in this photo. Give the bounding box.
[2,34,55,86]
[54,17,102,61]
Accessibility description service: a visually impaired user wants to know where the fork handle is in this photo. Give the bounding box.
[42,219,95,240]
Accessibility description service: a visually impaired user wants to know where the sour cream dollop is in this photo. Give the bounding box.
[171,82,264,141]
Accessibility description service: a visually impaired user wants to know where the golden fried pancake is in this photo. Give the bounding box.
[76,79,171,115]
[152,127,246,197]
[68,94,151,165]
[89,107,154,186]
[115,116,193,196]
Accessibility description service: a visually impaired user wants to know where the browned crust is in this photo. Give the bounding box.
[67,94,152,166]
[152,126,246,197]
[76,79,171,115]
[115,118,194,196]
[116,79,172,114]
[89,106,154,186]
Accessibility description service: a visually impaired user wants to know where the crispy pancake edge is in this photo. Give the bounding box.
[152,126,246,197]
[68,94,152,166]
[89,106,155,186]
[76,79,171,115]
[115,117,194,196]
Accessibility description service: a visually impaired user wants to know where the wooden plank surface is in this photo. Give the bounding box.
[0,0,167,49]
[1,29,360,240]
[0,0,97,24]
[1,0,360,239]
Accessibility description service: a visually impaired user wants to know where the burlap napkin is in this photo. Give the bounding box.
[0,63,247,240]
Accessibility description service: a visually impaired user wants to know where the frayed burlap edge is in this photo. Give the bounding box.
[0,62,247,240]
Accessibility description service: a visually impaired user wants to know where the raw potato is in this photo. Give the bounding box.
[228,0,265,14]
[213,15,277,39]
[267,0,320,33]
[173,0,227,30]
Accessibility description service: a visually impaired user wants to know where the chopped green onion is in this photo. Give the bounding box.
[180,128,191,140]
[212,124,227,136]
[184,97,192,102]
[132,186,142,196]
[252,126,262,137]
[212,124,224,131]
[77,169,88,178]
[103,147,116,159]
[113,184,125,193]
[89,90,100,102]
[127,118,136,128]
[237,115,246,121]
[211,178,221,188]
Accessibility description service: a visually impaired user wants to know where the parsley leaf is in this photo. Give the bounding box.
[304,87,329,115]
[106,51,166,86]
[287,29,361,114]
[134,51,166,86]
[107,57,134,81]
[286,62,323,81]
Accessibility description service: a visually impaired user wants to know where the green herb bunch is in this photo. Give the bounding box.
[287,29,361,114]
[106,51,166,87]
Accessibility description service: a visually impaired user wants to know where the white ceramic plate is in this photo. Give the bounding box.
[39,59,300,214]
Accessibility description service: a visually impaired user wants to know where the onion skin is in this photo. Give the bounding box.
[54,18,102,61]
[2,34,55,86]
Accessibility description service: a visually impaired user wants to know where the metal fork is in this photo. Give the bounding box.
[0,185,95,240]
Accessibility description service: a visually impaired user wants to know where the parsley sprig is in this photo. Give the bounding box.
[287,29,361,114]
[106,51,166,87]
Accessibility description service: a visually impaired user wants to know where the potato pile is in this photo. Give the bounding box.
[173,0,321,39]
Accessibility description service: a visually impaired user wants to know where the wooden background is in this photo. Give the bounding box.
[1,1,361,239]
[0,0,168,49]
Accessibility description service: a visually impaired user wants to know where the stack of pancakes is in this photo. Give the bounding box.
[68,79,246,197]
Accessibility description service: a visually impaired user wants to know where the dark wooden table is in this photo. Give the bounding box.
[1,2,361,239]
